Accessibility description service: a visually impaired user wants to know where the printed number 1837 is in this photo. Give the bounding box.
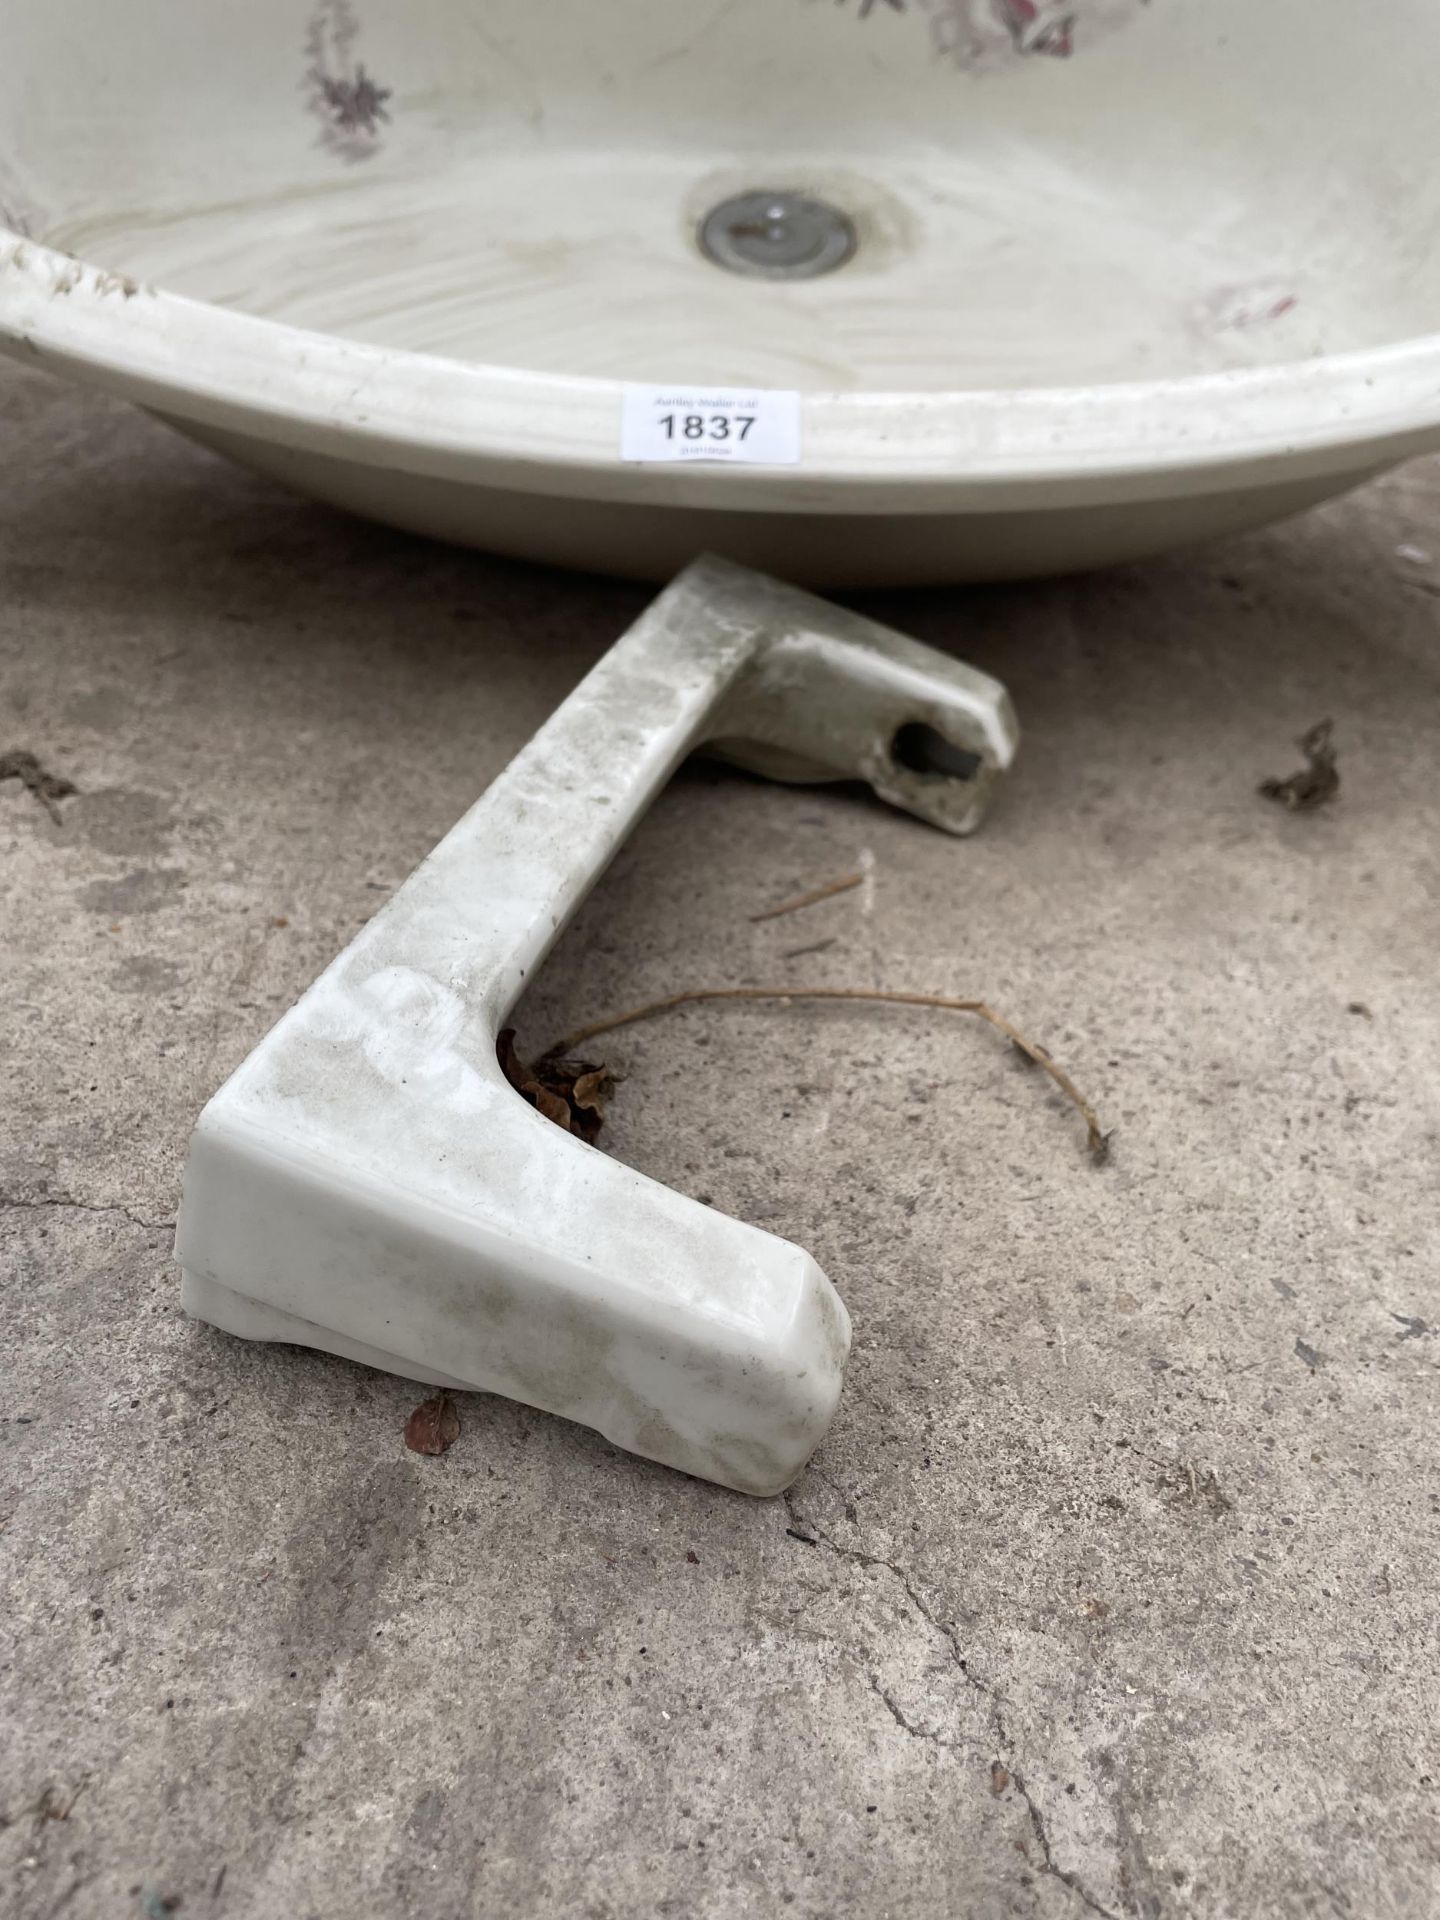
[659,413,755,443]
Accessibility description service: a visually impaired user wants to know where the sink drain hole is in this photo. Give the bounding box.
[699,190,857,281]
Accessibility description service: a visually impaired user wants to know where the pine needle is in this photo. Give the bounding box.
[542,986,1110,1162]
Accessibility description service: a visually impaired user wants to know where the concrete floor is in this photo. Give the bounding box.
[2,356,1438,1920]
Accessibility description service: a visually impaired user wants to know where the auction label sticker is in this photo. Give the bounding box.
[621,386,801,465]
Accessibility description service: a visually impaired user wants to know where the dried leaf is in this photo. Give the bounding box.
[404,1391,460,1456]
[497,1028,614,1144]
[570,1067,610,1117]
[0,747,77,824]
[531,1082,572,1130]
[990,1761,1010,1796]
[1160,1461,1233,1514]
[1259,719,1339,811]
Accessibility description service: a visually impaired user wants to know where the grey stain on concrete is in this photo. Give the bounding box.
[77,866,186,916]
[72,788,177,857]
[1,358,1439,1919]
[66,686,133,733]
[109,954,185,996]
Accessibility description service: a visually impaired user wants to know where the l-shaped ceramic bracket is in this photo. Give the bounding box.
[176,557,1018,1495]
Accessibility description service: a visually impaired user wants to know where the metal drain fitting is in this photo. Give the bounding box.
[698,189,857,281]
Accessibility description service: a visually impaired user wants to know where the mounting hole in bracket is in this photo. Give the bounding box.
[891,722,982,782]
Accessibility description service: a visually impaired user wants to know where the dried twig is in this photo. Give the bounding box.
[750,871,863,922]
[34,1781,86,1824]
[542,986,1109,1161]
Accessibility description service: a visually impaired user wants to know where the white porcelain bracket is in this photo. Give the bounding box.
[176,557,1018,1495]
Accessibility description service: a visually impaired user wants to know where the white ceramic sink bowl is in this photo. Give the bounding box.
[5,1,1440,585]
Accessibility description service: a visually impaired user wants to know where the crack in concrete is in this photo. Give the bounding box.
[1012,1765,1120,1920]
[867,1673,961,1751]
[0,1193,175,1235]
[783,1489,1121,1920]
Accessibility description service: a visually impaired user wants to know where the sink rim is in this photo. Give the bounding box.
[5,227,1439,511]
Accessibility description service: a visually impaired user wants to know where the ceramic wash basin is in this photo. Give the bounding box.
[4,0,1439,585]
